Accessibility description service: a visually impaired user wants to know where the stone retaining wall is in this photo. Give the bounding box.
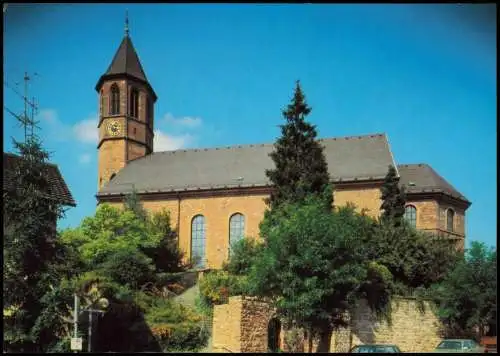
[212,296,444,353]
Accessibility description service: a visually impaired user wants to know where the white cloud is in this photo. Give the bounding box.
[73,116,98,144]
[163,113,202,129]
[153,129,193,152]
[39,109,58,124]
[79,153,92,164]
[38,109,98,145]
[38,109,207,153]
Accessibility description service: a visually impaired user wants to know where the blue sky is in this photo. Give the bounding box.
[3,4,496,248]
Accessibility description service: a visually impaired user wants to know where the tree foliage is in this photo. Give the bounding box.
[432,242,496,337]
[199,270,248,306]
[246,197,393,343]
[265,81,332,210]
[361,222,459,292]
[380,165,406,227]
[224,238,264,276]
[25,202,204,353]
[124,188,148,221]
[3,135,66,352]
[143,208,186,274]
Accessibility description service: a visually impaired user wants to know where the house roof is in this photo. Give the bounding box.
[98,133,397,196]
[397,163,470,204]
[3,153,76,207]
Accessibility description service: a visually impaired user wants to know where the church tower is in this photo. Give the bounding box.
[95,15,157,190]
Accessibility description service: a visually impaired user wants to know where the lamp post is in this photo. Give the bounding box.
[72,294,109,353]
[87,308,105,353]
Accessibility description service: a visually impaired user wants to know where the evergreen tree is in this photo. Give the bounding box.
[380,165,406,226]
[265,81,332,210]
[3,135,65,352]
[124,188,147,221]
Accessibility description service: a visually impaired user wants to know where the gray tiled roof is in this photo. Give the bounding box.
[98,133,396,196]
[3,153,76,207]
[398,163,469,203]
[104,35,148,83]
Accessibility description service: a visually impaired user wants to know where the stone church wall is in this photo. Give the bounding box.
[102,183,463,268]
[212,296,444,353]
[104,185,385,269]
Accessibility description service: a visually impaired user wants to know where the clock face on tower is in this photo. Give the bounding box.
[107,120,120,136]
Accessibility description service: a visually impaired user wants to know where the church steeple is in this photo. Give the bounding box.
[95,16,157,191]
[95,14,157,101]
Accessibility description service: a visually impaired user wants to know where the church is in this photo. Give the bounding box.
[95,26,471,269]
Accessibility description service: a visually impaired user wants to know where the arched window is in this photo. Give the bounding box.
[191,215,206,268]
[447,209,454,232]
[404,205,417,228]
[110,84,120,115]
[100,90,105,116]
[130,88,139,118]
[146,97,152,123]
[229,213,245,255]
[109,173,116,181]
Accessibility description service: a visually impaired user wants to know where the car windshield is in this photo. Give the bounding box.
[437,341,462,349]
[352,345,399,353]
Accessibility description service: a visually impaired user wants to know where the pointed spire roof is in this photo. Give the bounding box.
[104,35,148,82]
[95,14,157,101]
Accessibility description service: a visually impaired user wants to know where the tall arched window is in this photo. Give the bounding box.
[100,90,105,117]
[130,88,139,118]
[146,97,152,124]
[447,209,455,232]
[229,213,245,255]
[110,84,120,115]
[191,215,206,268]
[404,205,417,228]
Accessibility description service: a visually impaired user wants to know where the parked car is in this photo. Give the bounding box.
[434,339,485,353]
[480,336,497,353]
[350,344,401,353]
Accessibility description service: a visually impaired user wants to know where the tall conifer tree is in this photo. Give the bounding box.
[380,165,406,227]
[265,81,332,210]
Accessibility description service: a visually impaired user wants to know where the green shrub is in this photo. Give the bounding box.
[151,321,209,352]
[146,298,208,351]
[199,270,248,306]
[98,249,155,289]
[225,238,263,275]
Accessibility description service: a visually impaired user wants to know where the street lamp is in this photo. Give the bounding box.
[73,294,109,353]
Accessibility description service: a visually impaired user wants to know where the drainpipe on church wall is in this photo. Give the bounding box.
[125,80,129,163]
[177,193,181,249]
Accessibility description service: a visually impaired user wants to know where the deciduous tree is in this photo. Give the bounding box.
[433,242,496,338]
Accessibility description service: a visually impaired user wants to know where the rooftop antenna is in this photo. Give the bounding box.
[124,9,129,37]
[4,72,40,142]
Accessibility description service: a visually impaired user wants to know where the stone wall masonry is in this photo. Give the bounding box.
[97,185,464,268]
[212,296,243,353]
[240,298,275,352]
[212,296,445,353]
[350,298,443,352]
